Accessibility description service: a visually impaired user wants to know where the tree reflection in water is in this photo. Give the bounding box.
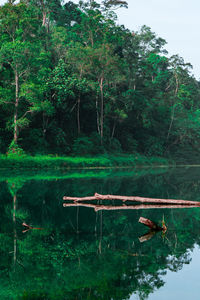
[0,167,199,299]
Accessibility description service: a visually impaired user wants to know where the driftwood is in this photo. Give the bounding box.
[139,217,162,231]
[63,202,199,211]
[63,193,200,206]
[138,217,167,243]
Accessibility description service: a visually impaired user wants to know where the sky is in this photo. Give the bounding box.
[0,0,199,79]
[117,0,200,79]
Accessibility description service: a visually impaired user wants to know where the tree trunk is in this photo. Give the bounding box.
[111,120,116,139]
[14,69,19,144]
[42,11,46,26]
[77,94,81,135]
[167,72,179,141]
[100,77,104,145]
[96,96,100,135]
[42,0,47,27]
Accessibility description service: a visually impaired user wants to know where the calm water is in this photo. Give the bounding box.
[1,167,200,299]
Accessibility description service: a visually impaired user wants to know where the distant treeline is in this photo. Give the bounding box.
[0,0,200,157]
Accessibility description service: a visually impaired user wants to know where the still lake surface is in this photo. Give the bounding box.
[1,166,200,299]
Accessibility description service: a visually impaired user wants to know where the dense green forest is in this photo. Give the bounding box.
[1,0,200,158]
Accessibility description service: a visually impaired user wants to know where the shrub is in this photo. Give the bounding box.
[7,140,25,157]
[144,136,164,156]
[72,136,94,155]
[108,138,122,153]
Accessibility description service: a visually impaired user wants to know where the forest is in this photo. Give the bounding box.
[1,0,200,160]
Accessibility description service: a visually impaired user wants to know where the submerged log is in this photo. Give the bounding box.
[138,217,162,231]
[63,193,200,206]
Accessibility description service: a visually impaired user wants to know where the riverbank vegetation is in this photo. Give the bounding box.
[0,0,200,162]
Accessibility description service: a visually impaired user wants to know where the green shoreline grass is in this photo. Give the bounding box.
[0,153,172,170]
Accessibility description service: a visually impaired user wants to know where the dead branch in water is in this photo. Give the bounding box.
[63,202,200,211]
[63,193,200,206]
[138,217,167,243]
[139,217,162,231]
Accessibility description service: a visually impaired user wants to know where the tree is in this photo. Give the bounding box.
[0,3,38,146]
[0,2,53,150]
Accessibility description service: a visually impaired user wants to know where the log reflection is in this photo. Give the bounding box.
[139,231,156,243]
[63,202,200,211]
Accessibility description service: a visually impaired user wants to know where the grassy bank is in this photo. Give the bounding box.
[0,153,172,170]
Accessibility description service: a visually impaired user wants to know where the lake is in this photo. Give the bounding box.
[0,166,200,299]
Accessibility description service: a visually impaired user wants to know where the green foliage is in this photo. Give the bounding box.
[0,0,199,162]
[145,136,164,156]
[72,133,105,155]
[7,178,25,196]
[7,140,25,157]
[72,137,93,155]
[72,136,94,155]
[108,137,122,153]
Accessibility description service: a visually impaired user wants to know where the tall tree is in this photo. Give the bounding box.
[0,2,52,149]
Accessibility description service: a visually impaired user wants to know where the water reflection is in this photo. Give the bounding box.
[145,245,200,300]
[0,167,200,299]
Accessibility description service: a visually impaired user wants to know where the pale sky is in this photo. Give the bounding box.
[118,0,200,80]
[1,0,199,79]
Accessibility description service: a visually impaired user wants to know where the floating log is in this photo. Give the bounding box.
[63,193,200,206]
[138,217,162,231]
[63,202,200,211]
